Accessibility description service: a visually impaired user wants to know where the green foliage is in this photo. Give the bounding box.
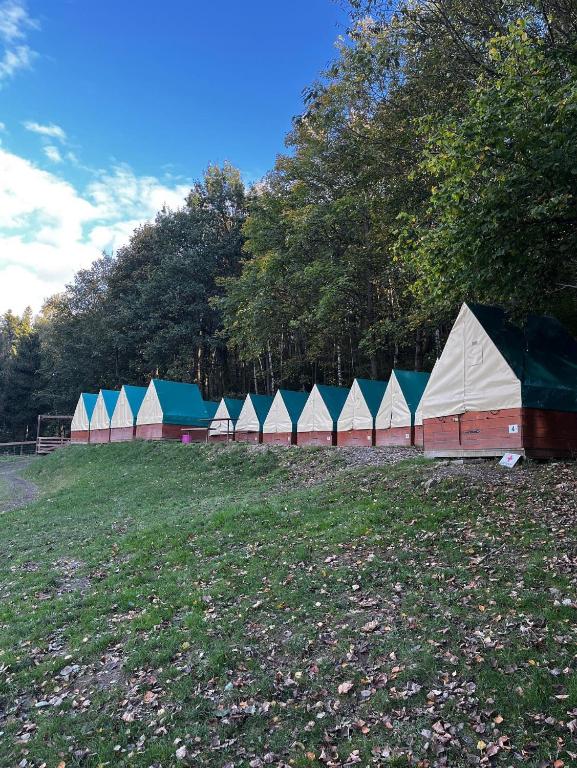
[0,309,45,440]
[400,24,577,320]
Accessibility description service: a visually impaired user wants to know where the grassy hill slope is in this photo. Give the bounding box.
[0,443,576,767]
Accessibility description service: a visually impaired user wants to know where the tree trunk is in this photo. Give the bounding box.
[267,341,275,394]
[414,329,423,371]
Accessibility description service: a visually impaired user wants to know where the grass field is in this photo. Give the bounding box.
[0,442,576,768]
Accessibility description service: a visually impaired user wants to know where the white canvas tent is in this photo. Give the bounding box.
[71,395,91,434]
[263,391,294,434]
[419,303,521,420]
[336,379,387,446]
[235,394,274,442]
[337,379,386,432]
[110,385,147,440]
[337,382,372,431]
[298,386,333,433]
[263,389,308,443]
[420,302,577,458]
[376,378,409,430]
[209,397,243,439]
[70,393,97,443]
[297,384,349,445]
[90,390,120,443]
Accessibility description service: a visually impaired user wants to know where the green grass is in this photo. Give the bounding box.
[0,442,575,767]
[0,477,10,503]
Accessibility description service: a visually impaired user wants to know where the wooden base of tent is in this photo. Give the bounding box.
[414,426,424,448]
[262,432,295,445]
[235,431,262,444]
[336,429,374,447]
[136,423,191,440]
[89,428,110,443]
[374,426,424,447]
[70,430,90,444]
[110,427,135,442]
[423,408,577,458]
[209,434,234,442]
[297,431,336,446]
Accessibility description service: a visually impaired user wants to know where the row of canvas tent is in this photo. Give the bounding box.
[71,303,577,458]
[71,371,431,448]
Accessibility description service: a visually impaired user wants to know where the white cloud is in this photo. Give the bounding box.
[0,1,37,85]
[43,145,62,163]
[0,121,5,131]
[0,146,190,314]
[0,0,35,42]
[23,120,67,142]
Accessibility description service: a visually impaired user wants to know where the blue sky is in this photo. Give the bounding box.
[0,0,348,313]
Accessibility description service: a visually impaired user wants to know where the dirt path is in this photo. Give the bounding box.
[0,458,39,512]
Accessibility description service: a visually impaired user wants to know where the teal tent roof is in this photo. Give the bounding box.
[203,400,219,420]
[152,379,210,426]
[392,370,430,416]
[355,378,388,417]
[223,397,244,421]
[123,385,147,423]
[469,304,577,412]
[247,393,274,427]
[101,389,120,419]
[278,389,309,428]
[316,384,349,428]
[81,393,98,420]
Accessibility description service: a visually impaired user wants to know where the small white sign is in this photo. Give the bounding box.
[499,452,522,468]
[508,424,519,434]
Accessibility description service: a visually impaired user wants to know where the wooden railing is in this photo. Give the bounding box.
[0,441,37,456]
[36,436,71,454]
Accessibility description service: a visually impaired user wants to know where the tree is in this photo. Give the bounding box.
[398,24,577,322]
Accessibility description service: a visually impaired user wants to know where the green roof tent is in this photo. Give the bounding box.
[70,392,98,441]
[420,302,577,457]
[263,389,309,441]
[136,379,212,441]
[110,385,147,440]
[137,379,209,426]
[203,400,220,420]
[337,378,388,432]
[235,393,275,439]
[297,384,350,445]
[375,371,430,430]
[209,397,245,439]
[91,389,120,428]
[90,389,121,442]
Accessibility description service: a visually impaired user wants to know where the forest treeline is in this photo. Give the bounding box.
[2,0,577,439]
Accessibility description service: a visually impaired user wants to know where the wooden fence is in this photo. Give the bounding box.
[36,436,71,454]
[0,441,37,456]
